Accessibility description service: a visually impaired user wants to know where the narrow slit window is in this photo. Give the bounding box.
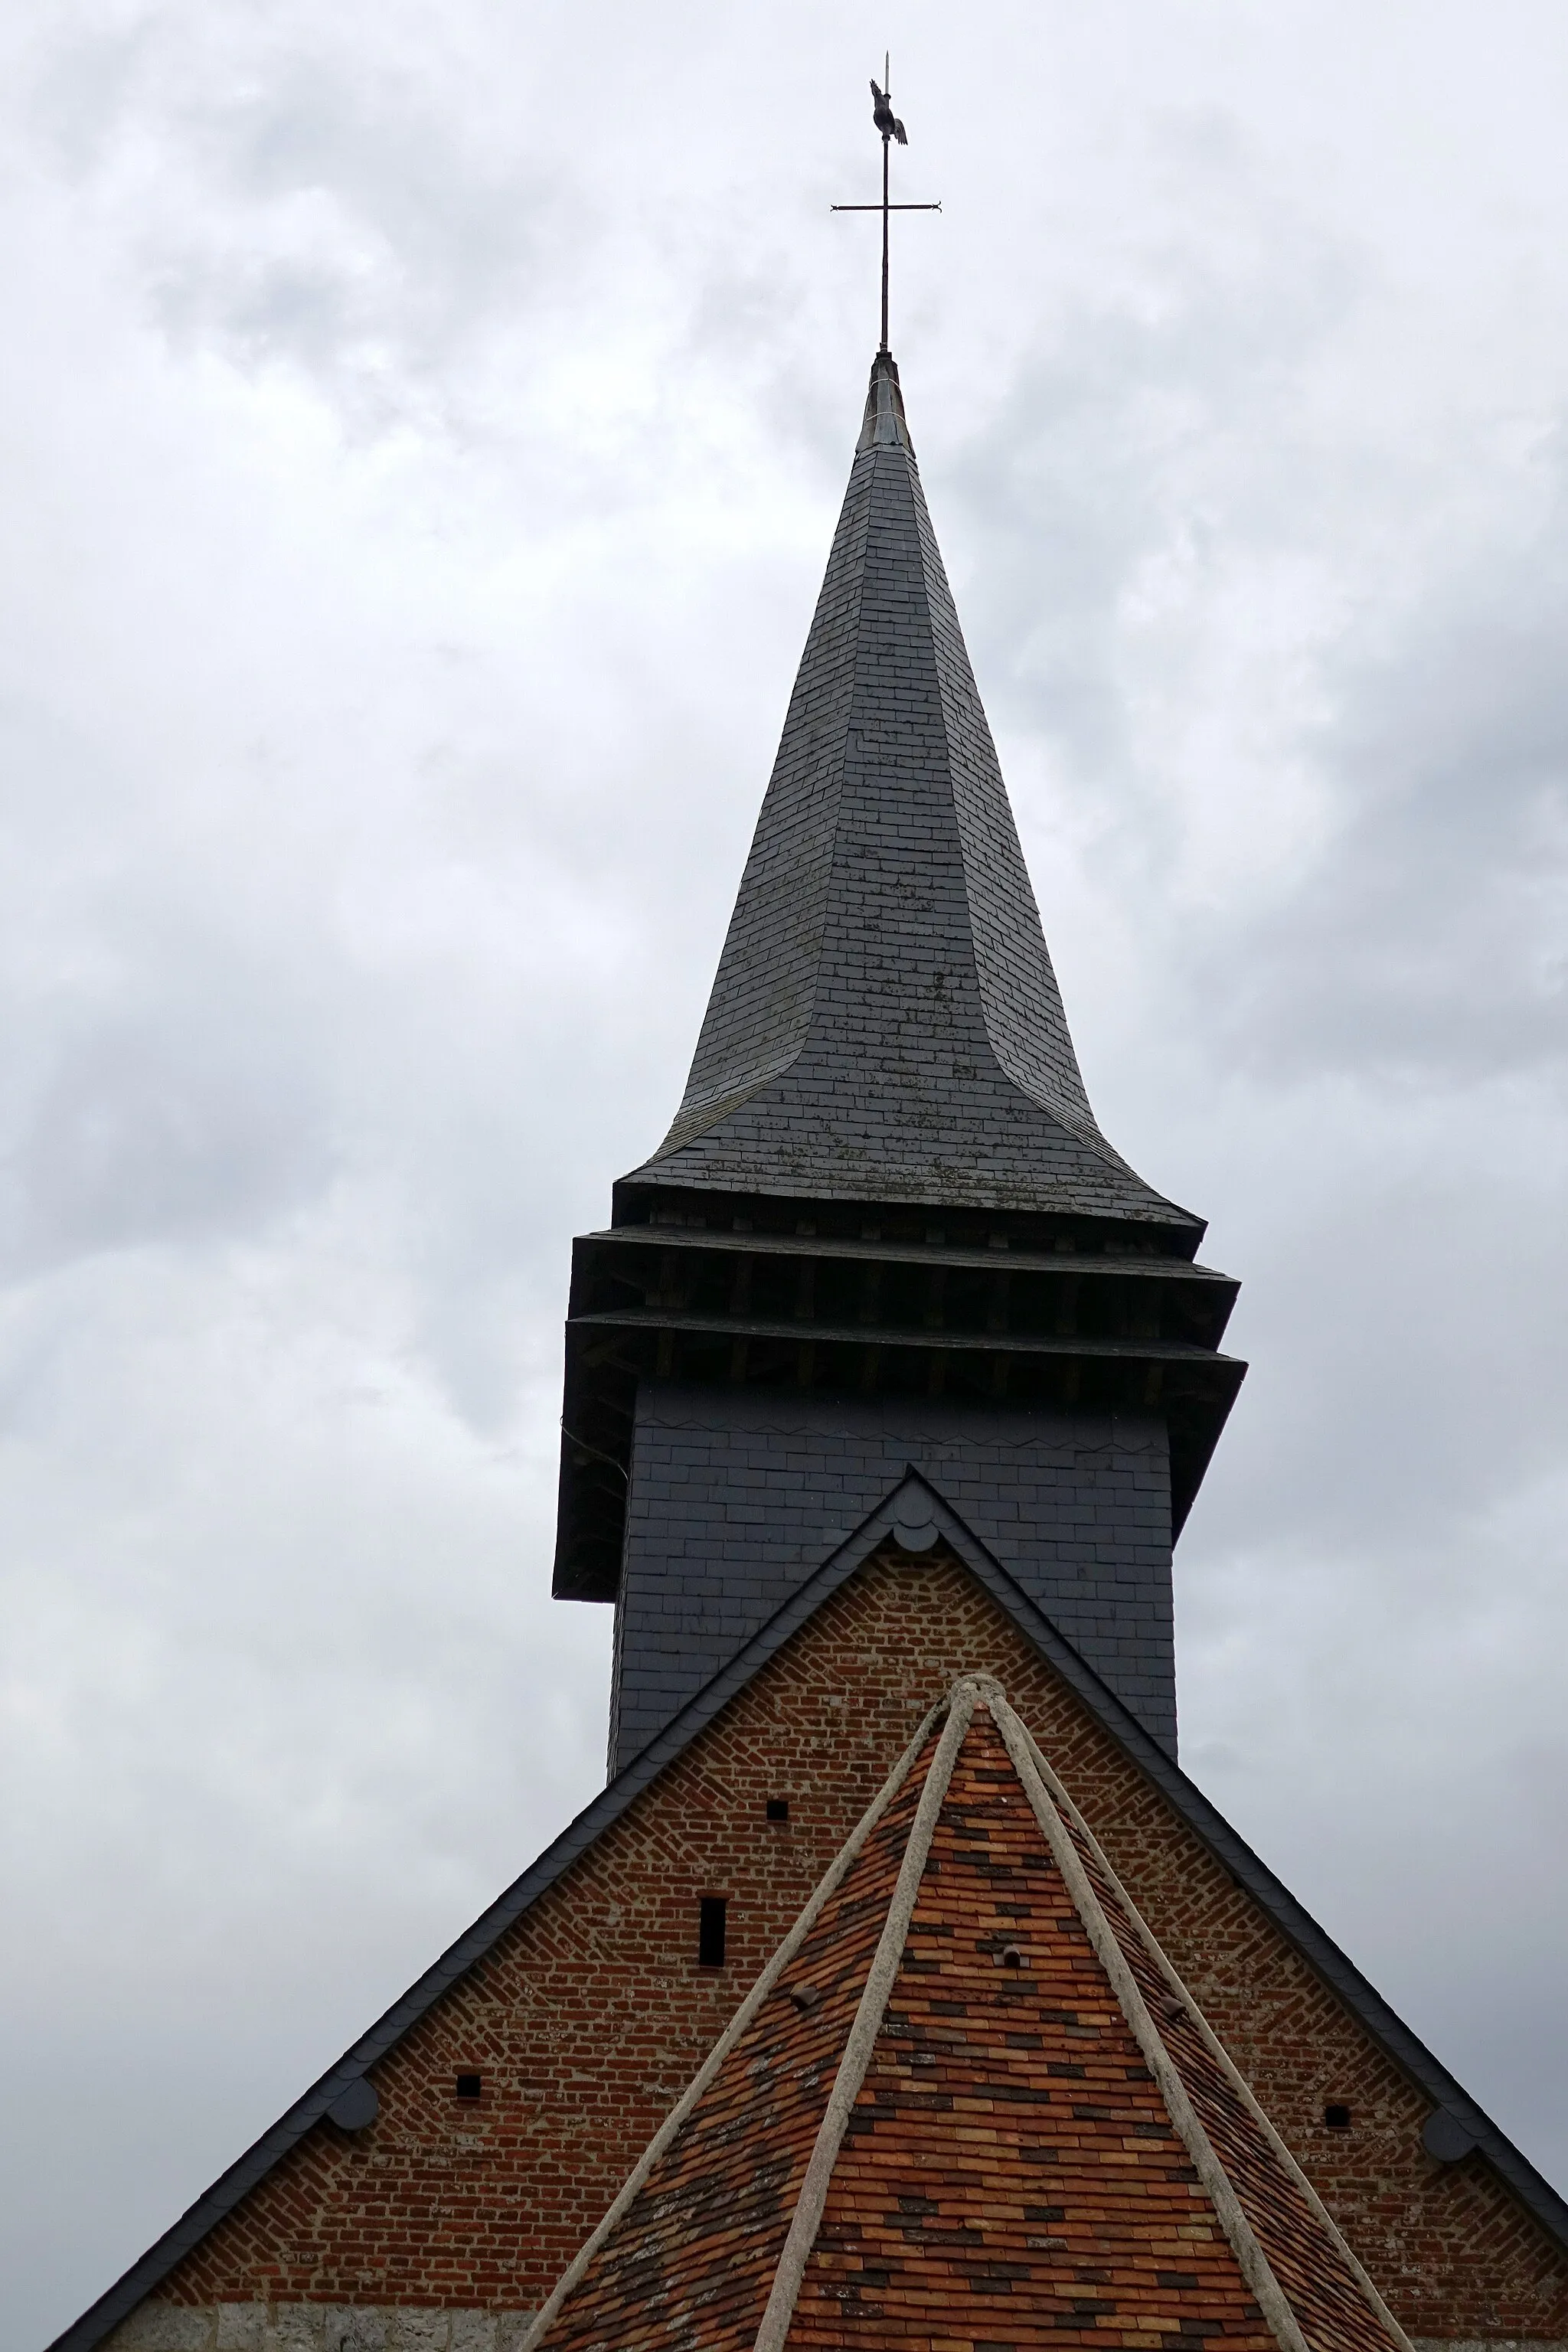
[698,1896,727,1968]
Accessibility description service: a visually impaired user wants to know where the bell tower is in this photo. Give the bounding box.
[553,353,1243,1773]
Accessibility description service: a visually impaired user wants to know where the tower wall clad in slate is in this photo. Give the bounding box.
[608,1381,1174,1775]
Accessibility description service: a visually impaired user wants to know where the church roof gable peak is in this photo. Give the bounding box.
[49,1473,1568,2352]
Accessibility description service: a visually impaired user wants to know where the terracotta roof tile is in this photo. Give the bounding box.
[524,1681,1410,2352]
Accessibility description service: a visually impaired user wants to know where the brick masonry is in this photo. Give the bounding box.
[129,1550,1568,2344]
[609,1383,1175,1772]
[534,1697,1390,2352]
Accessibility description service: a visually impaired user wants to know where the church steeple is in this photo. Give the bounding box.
[557,354,1244,1776]
[629,353,1192,1233]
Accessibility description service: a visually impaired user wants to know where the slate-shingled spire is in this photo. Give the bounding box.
[626,353,1191,1229]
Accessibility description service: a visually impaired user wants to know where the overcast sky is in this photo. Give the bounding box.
[5,2,1568,2342]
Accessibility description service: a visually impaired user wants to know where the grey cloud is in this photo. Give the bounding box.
[0,710,338,1269]
[940,185,1568,1125]
[1209,461,1568,1086]
[7,989,332,1266]
[34,11,575,421]
[950,183,1364,773]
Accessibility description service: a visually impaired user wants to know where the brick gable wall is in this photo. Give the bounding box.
[140,1550,1566,2341]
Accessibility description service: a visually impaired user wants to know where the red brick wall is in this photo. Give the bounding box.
[155,1549,1568,2338]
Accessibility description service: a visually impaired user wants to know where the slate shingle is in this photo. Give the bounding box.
[624,354,1197,1229]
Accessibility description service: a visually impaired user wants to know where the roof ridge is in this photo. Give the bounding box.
[903,403,1143,1189]
[985,1686,1410,2352]
[751,1684,978,2352]
[1008,1704,1413,2350]
[515,1689,950,2352]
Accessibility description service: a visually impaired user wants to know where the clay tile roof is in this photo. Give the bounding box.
[523,1677,1411,2352]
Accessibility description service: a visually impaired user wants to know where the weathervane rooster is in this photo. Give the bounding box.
[871,77,907,145]
[832,62,936,352]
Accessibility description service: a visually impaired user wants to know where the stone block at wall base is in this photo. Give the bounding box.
[105,2307,536,2352]
[100,2310,1568,2352]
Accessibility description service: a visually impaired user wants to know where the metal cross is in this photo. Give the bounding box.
[831,57,940,354]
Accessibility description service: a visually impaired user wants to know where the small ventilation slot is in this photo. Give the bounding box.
[455,2073,482,2102]
[698,1896,728,1969]
[766,1798,790,1822]
[1323,2103,1351,2130]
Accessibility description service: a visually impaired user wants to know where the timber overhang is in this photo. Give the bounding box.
[553,1190,1244,1602]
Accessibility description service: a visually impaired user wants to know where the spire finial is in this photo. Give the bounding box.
[831,64,940,354]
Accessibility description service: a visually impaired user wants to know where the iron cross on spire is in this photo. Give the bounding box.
[831,57,940,354]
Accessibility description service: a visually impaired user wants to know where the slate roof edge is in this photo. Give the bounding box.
[577,1225,1236,1283]
[614,1152,1207,1231]
[51,1478,1568,2351]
